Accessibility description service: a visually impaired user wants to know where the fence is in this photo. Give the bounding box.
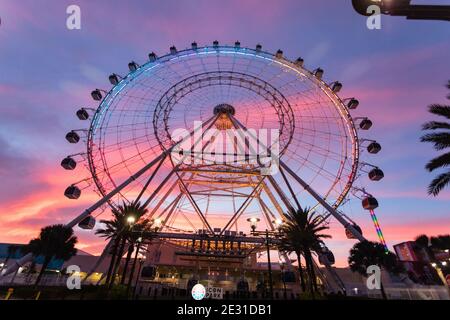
[0,273,100,287]
[345,282,450,300]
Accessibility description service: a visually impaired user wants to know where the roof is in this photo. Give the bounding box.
[0,242,96,270]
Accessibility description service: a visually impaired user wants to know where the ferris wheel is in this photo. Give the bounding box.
[62,41,385,252]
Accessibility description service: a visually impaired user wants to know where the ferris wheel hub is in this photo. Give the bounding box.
[213,104,236,130]
[213,103,236,116]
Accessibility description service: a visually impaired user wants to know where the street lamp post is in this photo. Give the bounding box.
[280,263,287,299]
[108,215,137,289]
[247,217,284,300]
[265,229,274,300]
[127,217,162,299]
[126,235,142,297]
[132,258,145,299]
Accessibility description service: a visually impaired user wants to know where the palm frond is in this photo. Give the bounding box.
[278,207,331,256]
[428,104,450,120]
[425,152,450,172]
[420,132,450,150]
[428,171,450,196]
[422,121,450,131]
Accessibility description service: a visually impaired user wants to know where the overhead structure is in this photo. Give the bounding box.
[352,0,450,21]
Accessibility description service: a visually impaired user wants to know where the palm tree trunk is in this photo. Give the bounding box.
[304,250,315,299]
[109,236,126,288]
[35,257,51,287]
[121,242,134,285]
[295,251,306,292]
[127,242,141,296]
[105,236,120,286]
[307,251,318,292]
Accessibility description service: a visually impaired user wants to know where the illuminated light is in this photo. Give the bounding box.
[153,218,163,228]
[248,217,259,224]
[369,209,388,253]
[442,262,447,266]
[431,263,437,268]
[127,216,136,225]
[273,218,283,227]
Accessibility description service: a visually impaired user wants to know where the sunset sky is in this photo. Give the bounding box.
[0,0,449,266]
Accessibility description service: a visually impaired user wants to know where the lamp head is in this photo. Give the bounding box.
[273,218,283,229]
[352,0,412,16]
[153,218,162,228]
[247,217,260,231]
[127,216,136,225]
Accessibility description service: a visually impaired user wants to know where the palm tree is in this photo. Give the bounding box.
[125,218,154,288]
[348,241,403,300]
[126,221,155,296]
[96,201,148,287]
[420,82,450,196]
[120,217,152,285]
[96,206,126,286]
[278,207,331,295]
[24,224,77,287]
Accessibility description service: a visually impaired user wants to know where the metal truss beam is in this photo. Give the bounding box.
[147,172,186,219]
[266,176,295,213]
[230,113,366,242]
[220,177,266,235]
[177,168,261,176]
[280,161,366,242]
[140,231,277,245]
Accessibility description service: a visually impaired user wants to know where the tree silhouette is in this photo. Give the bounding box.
[421,81,450,196]
[279,207,331,295]
[348,241,403,299]
[24,224,77,286]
